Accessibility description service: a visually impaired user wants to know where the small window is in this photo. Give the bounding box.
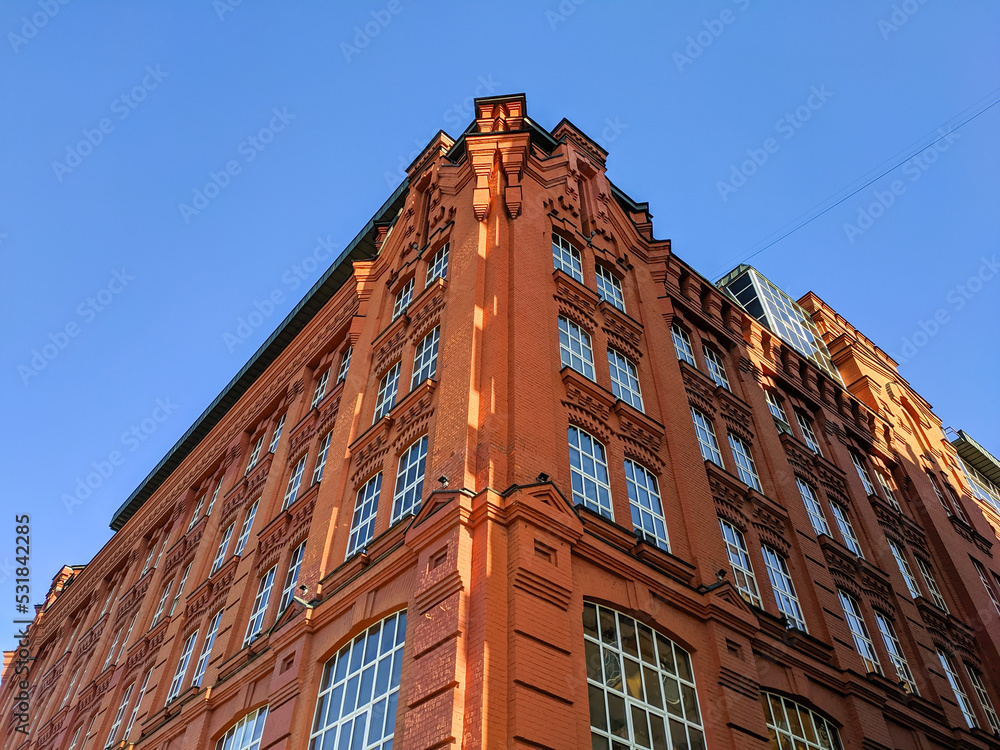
[411,326,440,388]
[874,612,917,694]
[278,541,307,612]
[282,455,307,510]
[719,519,761,607]
[187,495,205,532]
[211,524,234,575]
[568,426,613,519]
[103,682,135,750]
[347,474,382,558]
[838,591,881,674]
[206,477,223,516]
[624,459,669,551]
[244,567,277,646]
[938,651,978,729]
[234,500,259,556]
[245,435,265,475]
[762,546,807,631]
[426,243,450,286]
[169,563,192,617]
[558,316,595,379]
[796,479,830,537]
[830,503,863,558]
[796,413,823,456]
[123,667,153,739]
[392,435,428,522]
[916,558,948,611]
[765,390,789,427]
[192,610,223,688]
[311,368,331,409]
[373,363,401,423]
[268,414,285,453]
[728,435,761,491]
[967,665,1000,734]
[703,346,731,390]
[216,707,268,750]
[595,264,625,311]
[150,582,173,629]
[552,233,583,282]
[312,432,332,484]
[690,408,723,466]
[850,452,876,496]
[607,349,643,411]
[876,471,901,511]
[973,559,1000,616]
[392,277,414,320]
[337,346,352,384]
[671,324,695,365]
[888,540,921,599]
[166,629,198,702]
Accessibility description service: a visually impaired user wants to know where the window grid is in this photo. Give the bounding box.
[568,426,613,519]
[888,540,921,599]
[169,563,192,617]
[308,611,407,750]
[703,346,731,390]
[583,602,706,750]
[830,503,864,558]
[939,651,978,729]
[797,479,830,537]
[268,414,285,453]
[426,243,449,286]
[187,495,205,531]
[103,682,134,750]
[552,233,583,282]
[373,364,400,423]
[595,265,625,311]
[279,541,307,612]
[348,474,383,558]
[796,413,823,455]
[192,609,223,688]
[762,545,807,631]
[766,390,789,427]
[876,471,902,511]
[607,349,643,411]
[312,368,331,408]
[762,692,842,750]
[124,667,153,739]
[211,524,235,575]
[150,581,173,630]
[392,278,414,320]
[313,432,332,485]
[206,477,223,516]
[216,707,268,750]
[838,591,881,674]
[967,665,1000,734]
[117,613,137,665]
[337,346,353,384]
[916,558,948,611]
[558,316,595,379]
[167,630,198,703]
[851,452,876,495]
[245,435,264,475]
[234,500,258,556]
[411,327,440,388]
[392,436,428,523]
[728,435,761,491]
[244,567,277,647]
[690,409,723,466]
[671,324,695,366]
[973,559,1000,616]
[283,455,307,510]
[625,460,669,551]
[874,612,917,694]
[102,626,123,672]
[719,519,761,607]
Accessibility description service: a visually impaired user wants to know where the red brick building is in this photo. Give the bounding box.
[4,94,1000,750]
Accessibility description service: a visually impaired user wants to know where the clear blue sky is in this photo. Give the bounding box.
[2,1,997,653]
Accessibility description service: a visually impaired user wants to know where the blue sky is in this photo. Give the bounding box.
[1,1,997,653]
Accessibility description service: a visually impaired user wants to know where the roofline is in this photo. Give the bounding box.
[109,178,411,531]
[952,430,1000,490]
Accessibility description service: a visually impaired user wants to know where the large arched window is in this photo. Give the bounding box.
[216,706,268,750]
[761,692,841,750]
[309,611,407,750]
[584,602,705,750]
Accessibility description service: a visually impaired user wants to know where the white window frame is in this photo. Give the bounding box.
[278,541,307,612]
[166,629,198,703]
[558,316,595,379]
[187,495,205,532]
[703,345,731,390]
[876,470,901,511]
[851,452,877,496]
[312,432,332,485]
[874,611,917,694]
[124,667,153,739]
[392,277,414,320]
[838,590,882,674]
[216,707,268,750]
[624,459,669,551]
[607,349,643,411]
[150,581,173,630]
[719,519,761,607]
[337,346,352,384]
[568,425,613,519]
[211,524,235,575]
[234,500,258,556]
[392,435,428,523]
[888,540,921,599]
[796,478,830,537]
[245,434,264,475]
[762,545,807,631]
[552,233,583,282]
[347,474,383,558]
[916,557,948,611]
[169,563,192,617]
[830,503,864,558]
[939,650,978,729]
[728,434,761,491]
[690,408,723,466]
[762,693,842,750]
[671,324,695,365]
[967,665,1000,734]
[595,264,625,311]
[765,390,789,428]
[244,567,277,647]
[103,682,134,750]
[411,326,440,388]
[426,243,449,286]
[192,609,223,688]
[282,455,307,510]
[373,363,401,423]
[973,559,1000,616]
[312,367,331,408]
[268,414,285,453]
[103,625,123,671]
[796,412,823,455]
[206,477,223,516]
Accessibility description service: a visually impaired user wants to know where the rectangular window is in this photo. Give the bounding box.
[206,477,223,516]
[426,243,449,286]
[888,540,921,599]
[558,316,595,379]
[796,478,830,536]
[169,563,192,617]
[282,456,307,510]
[211,524,235,574]
[103,626,124,670]
[719,519,761,607]
[312,432,332,485]
[166,630,198,703]
[392,278,414,320]
[268,414,285,453]
[624,459,669,551]
[62,666,82,705]
[245,435,264,475]
[103,682,134,750]
[703,346,731,390]
[411,326,440,388]
[595,264,625,311]
[234,500,258,556]
[876,470,901,511]
[849,452,877,496]
[762,545,807,631]
[191,610,223,688]
[607,349,643,411]
[187,495,205,532]
[838,591,882,674]
[312,368,331,408]
[916,558,948,611]
[967,665,1000,734]
[337,346,352,383]
[796,412,823,455]
[150,581,173,629]
[691,408,723,466]
[347,474,383,558]
[728,435,761,491]
[392,435,428,523]
[874,611,917,694]
[568,426,613,519]
[972,559,1000,616]
[373,363,401,423]
[671,324,696,365]
[830,503,864,558]
[278,541,307,612]
[124,667,153,740]
[939,651,978,729]
[552,233,583,282]
[244,567,277,647]
[765,390,789,430]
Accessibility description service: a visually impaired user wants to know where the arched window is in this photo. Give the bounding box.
[216,706,268,750]
[583,603,705,750]
[761,692,841,749]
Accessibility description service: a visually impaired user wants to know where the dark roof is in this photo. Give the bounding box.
[952,430,1000,490]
